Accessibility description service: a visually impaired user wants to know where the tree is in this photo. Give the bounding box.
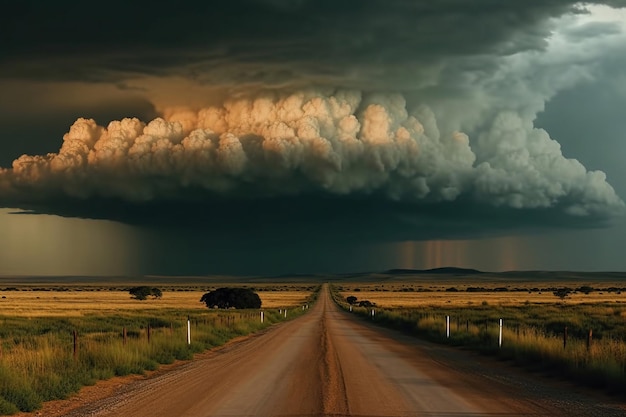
[553,288,571,300]
[346,296,357,305]
[200,287,262,309]
[129,286,162,301]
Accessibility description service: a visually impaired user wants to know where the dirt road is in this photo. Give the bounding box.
[58,285,625,417]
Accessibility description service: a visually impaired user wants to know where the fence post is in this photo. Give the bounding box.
[187,316,191,345]
[587,329,593,351]
[498,319,503,348]
[73,330,78,360]
[446,316,450,338]
[563,326,568,349]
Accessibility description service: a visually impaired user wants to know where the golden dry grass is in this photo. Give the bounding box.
[0,289,313,317]
[338,282,626,308]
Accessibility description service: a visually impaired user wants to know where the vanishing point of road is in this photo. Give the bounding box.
[55,285,625,417]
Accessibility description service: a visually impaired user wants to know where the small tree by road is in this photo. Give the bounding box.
[200,287,262,309]
[346,296,357,305]
[129,286,162,300]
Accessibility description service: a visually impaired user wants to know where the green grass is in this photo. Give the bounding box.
[0,288,319,415]
[331,285,626,395]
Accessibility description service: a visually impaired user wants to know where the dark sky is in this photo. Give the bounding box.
[1,1,625,275]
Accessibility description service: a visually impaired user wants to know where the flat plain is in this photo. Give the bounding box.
[1,272,626,416]
[337,283,626,307]
[12,285,626,417]
[0,284,315,316]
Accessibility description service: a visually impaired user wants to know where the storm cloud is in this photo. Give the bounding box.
[2,0,625,89]
[1,0,625,242]
[0,89,622,238]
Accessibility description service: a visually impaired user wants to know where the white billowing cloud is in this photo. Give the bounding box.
[0,89,622,219]
[474,112,618,214]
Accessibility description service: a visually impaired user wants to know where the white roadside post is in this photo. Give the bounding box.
[187,316,191,345]
[284,309,287,318]
[499,319,503,348]
[371,309,375,319]
[349,305,352,312]
[260,310,264,323]
[446,316,450,338]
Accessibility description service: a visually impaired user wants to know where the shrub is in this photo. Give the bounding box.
[346,296,357,304]
[553,288,572,300]
[0,397,18,415]
[128,287,162,300]
[200,288,262,309]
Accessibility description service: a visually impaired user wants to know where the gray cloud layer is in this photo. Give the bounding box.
[1,0,623,88]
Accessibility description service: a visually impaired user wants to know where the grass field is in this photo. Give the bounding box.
[0,283,319,415]
[2,271,625,413]
[0,285,315,316]
[337,281,626,307]
[333,278,626,396]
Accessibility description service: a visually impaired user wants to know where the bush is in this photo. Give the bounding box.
[128,287,162,301]
[0,380,40,412]
[200,288,262,309]
[553,288,572,300]
[346,296,357,304]
[0,397,18,415]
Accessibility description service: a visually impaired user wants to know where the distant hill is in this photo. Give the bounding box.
[384,267,484,275]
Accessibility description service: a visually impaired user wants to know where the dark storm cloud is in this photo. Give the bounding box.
[0,0,625,242]
[0,0,622,89]
[9,192,614,247]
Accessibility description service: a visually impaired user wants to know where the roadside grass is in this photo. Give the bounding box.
[333,285,626,395]
[0,286,319,415]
